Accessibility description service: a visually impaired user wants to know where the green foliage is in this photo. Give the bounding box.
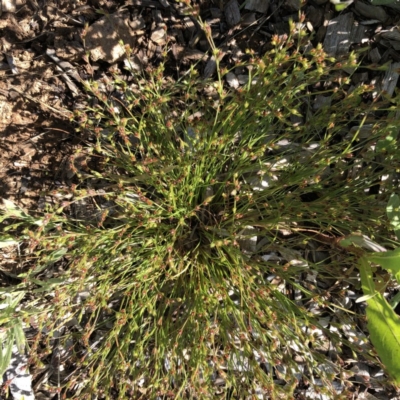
[359,257,400,383]
[387,194,400,241]
[369,248,400,283]
[339,195,400,383]
[1,23,400,398]
[0,292,28,376]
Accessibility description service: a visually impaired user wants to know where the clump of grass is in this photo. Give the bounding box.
[1,23,400,399]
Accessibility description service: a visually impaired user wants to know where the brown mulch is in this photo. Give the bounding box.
[1,0,400,209]
[1,0,400,399]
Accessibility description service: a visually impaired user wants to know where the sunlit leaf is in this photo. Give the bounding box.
[369,248,400,284]
[387,194,400,241]
[0,332,14,376]
[14,322,27,354]
[360,257,400,383]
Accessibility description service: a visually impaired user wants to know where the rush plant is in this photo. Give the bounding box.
[1,21,400,399]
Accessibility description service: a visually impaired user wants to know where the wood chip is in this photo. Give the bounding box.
[354,1,388,23]
[1,0,26,13]
[125,0,168,8]
[171,44,185,60]
[123,55,143,72]
[85,11,145,63]
[224,0,241,27]
[351,362,370,384]
[204,56,217,78]
[358,393,380,400]
[230,41,244,62]
[313,95,331,111]
[369,47,381,63]
[352,72,369,84]
[45,49,81,83]
[323,13,353,57]
[290,114,303,126]
[350,23,366,44]
[147,41,157,59]
[54,65,79,97]
[241,12,256,27]
[225,72,239,89]
[151,26,166,44]
[380,62,400,97]
[183,48,206,62]
[237,226,258,253]
[210,8,222,18]
[238,74,249,85]
[183,16,196,33]
[152,9,163,23]
[359,19,382,25]
[307,6,324,29]
[285,0,301,11]
[128,16,147,31]
[380,29,400,42]
[171,45,205,62]
[244,0,269,13]
[390,40,400,51]
[5,53,18,74]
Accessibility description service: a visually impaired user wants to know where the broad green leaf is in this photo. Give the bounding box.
[377,135,395,152]
[387,194,400,241]
[0,317,12,325]
[0,332,14,376]
[369,248,400,284]
[0,292,25,324]
[0,291,25,310]
[7,292,25,309]
[360,257,400,383]
[14,322,27,354]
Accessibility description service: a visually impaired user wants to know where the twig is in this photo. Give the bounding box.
[10,87,73,118]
